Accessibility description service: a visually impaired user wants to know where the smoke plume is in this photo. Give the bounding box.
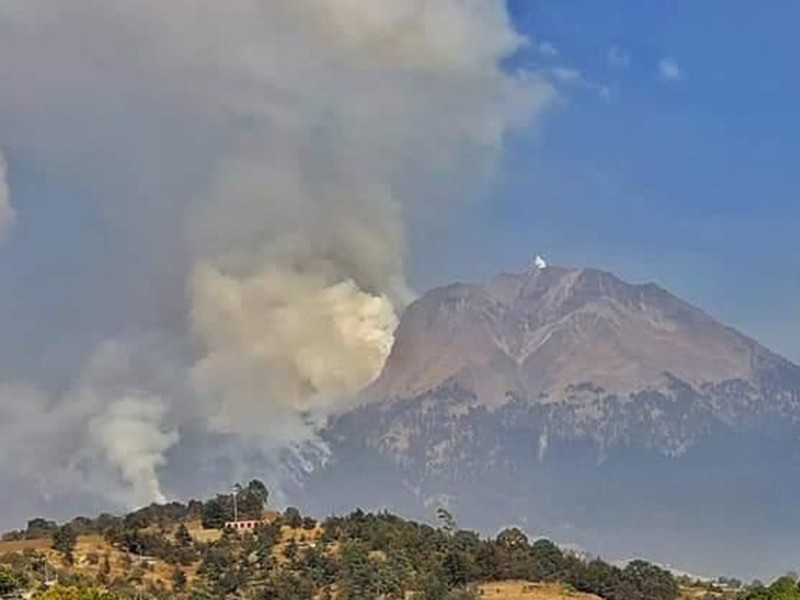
[191,265,397,446]
[89,396,179,506]
[0,0,553,521]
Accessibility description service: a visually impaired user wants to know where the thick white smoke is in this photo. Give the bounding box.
[89,396,178,506]
[0,1,553,515]
[191,265,397,445]
[0,342,180,506]
[0,149,15,242]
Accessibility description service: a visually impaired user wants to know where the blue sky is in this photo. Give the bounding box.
[412,0,800,362]
[1,0,798,369]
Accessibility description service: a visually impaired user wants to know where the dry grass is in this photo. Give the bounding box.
[476,581,602,600]
[278,524,323,544]
[184,520,222,544]
[0,533,181,589]
[0,537,50,553]
[679,584,731,600]
[70,534,176,588]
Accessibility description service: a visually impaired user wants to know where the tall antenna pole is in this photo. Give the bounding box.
[232,486,239,523]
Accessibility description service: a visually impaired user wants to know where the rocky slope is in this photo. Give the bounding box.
[295,265,800,579]
[369,266,791,403]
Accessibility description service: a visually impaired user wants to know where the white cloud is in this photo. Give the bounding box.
[658,57,683,81]
[550,66,584,85]
[538,41,559,57]
[549,66,616,103]
[0,149,16,242]
[607,46,630,69]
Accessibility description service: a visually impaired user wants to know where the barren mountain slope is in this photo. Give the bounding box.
[296,266,800,578]
[369,266,786,406]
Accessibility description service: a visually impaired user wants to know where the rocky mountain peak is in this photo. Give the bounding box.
[368,265,784,405]
[304,266,800,579]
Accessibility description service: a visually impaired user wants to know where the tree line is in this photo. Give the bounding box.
[0,483,687,600]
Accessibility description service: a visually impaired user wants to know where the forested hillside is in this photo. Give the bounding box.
[0,482,788,600]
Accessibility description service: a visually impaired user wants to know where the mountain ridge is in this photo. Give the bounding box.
[295,264,800,579]
[366,265,792,408]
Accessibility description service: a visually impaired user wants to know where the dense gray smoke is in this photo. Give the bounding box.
[0,1,552,517]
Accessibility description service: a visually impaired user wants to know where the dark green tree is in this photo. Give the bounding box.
[175,523,193,547]
[263,571,314,600]
[26,518,58,539]
[530,539,565,581]
[496,527,528,549]
[0,566,25,595]
[200,497,230,529]
[247,479,269,504]
[442,550,473,588]
[416,567,449,600]
[52,526,77,563]
[623,560,679,600]
[284,507,303,529]
[236,480,270,520]
[340,540,379,600]
[172,567,188,592]
[474,543,501,580]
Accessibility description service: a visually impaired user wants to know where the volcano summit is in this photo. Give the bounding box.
[297,265,800,579]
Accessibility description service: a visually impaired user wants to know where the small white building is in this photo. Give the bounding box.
[224,519,263,531]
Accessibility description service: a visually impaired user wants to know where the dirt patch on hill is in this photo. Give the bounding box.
[0,537,50,553]
[476,581,602,600]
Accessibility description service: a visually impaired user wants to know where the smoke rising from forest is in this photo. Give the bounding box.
[0,1,552,520]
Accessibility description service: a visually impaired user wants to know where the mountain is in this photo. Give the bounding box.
[369,266,790,404]
[294,266,800,580]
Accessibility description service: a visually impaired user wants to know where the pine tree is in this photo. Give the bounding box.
[176,523,193,547]
[52,526,77,564]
